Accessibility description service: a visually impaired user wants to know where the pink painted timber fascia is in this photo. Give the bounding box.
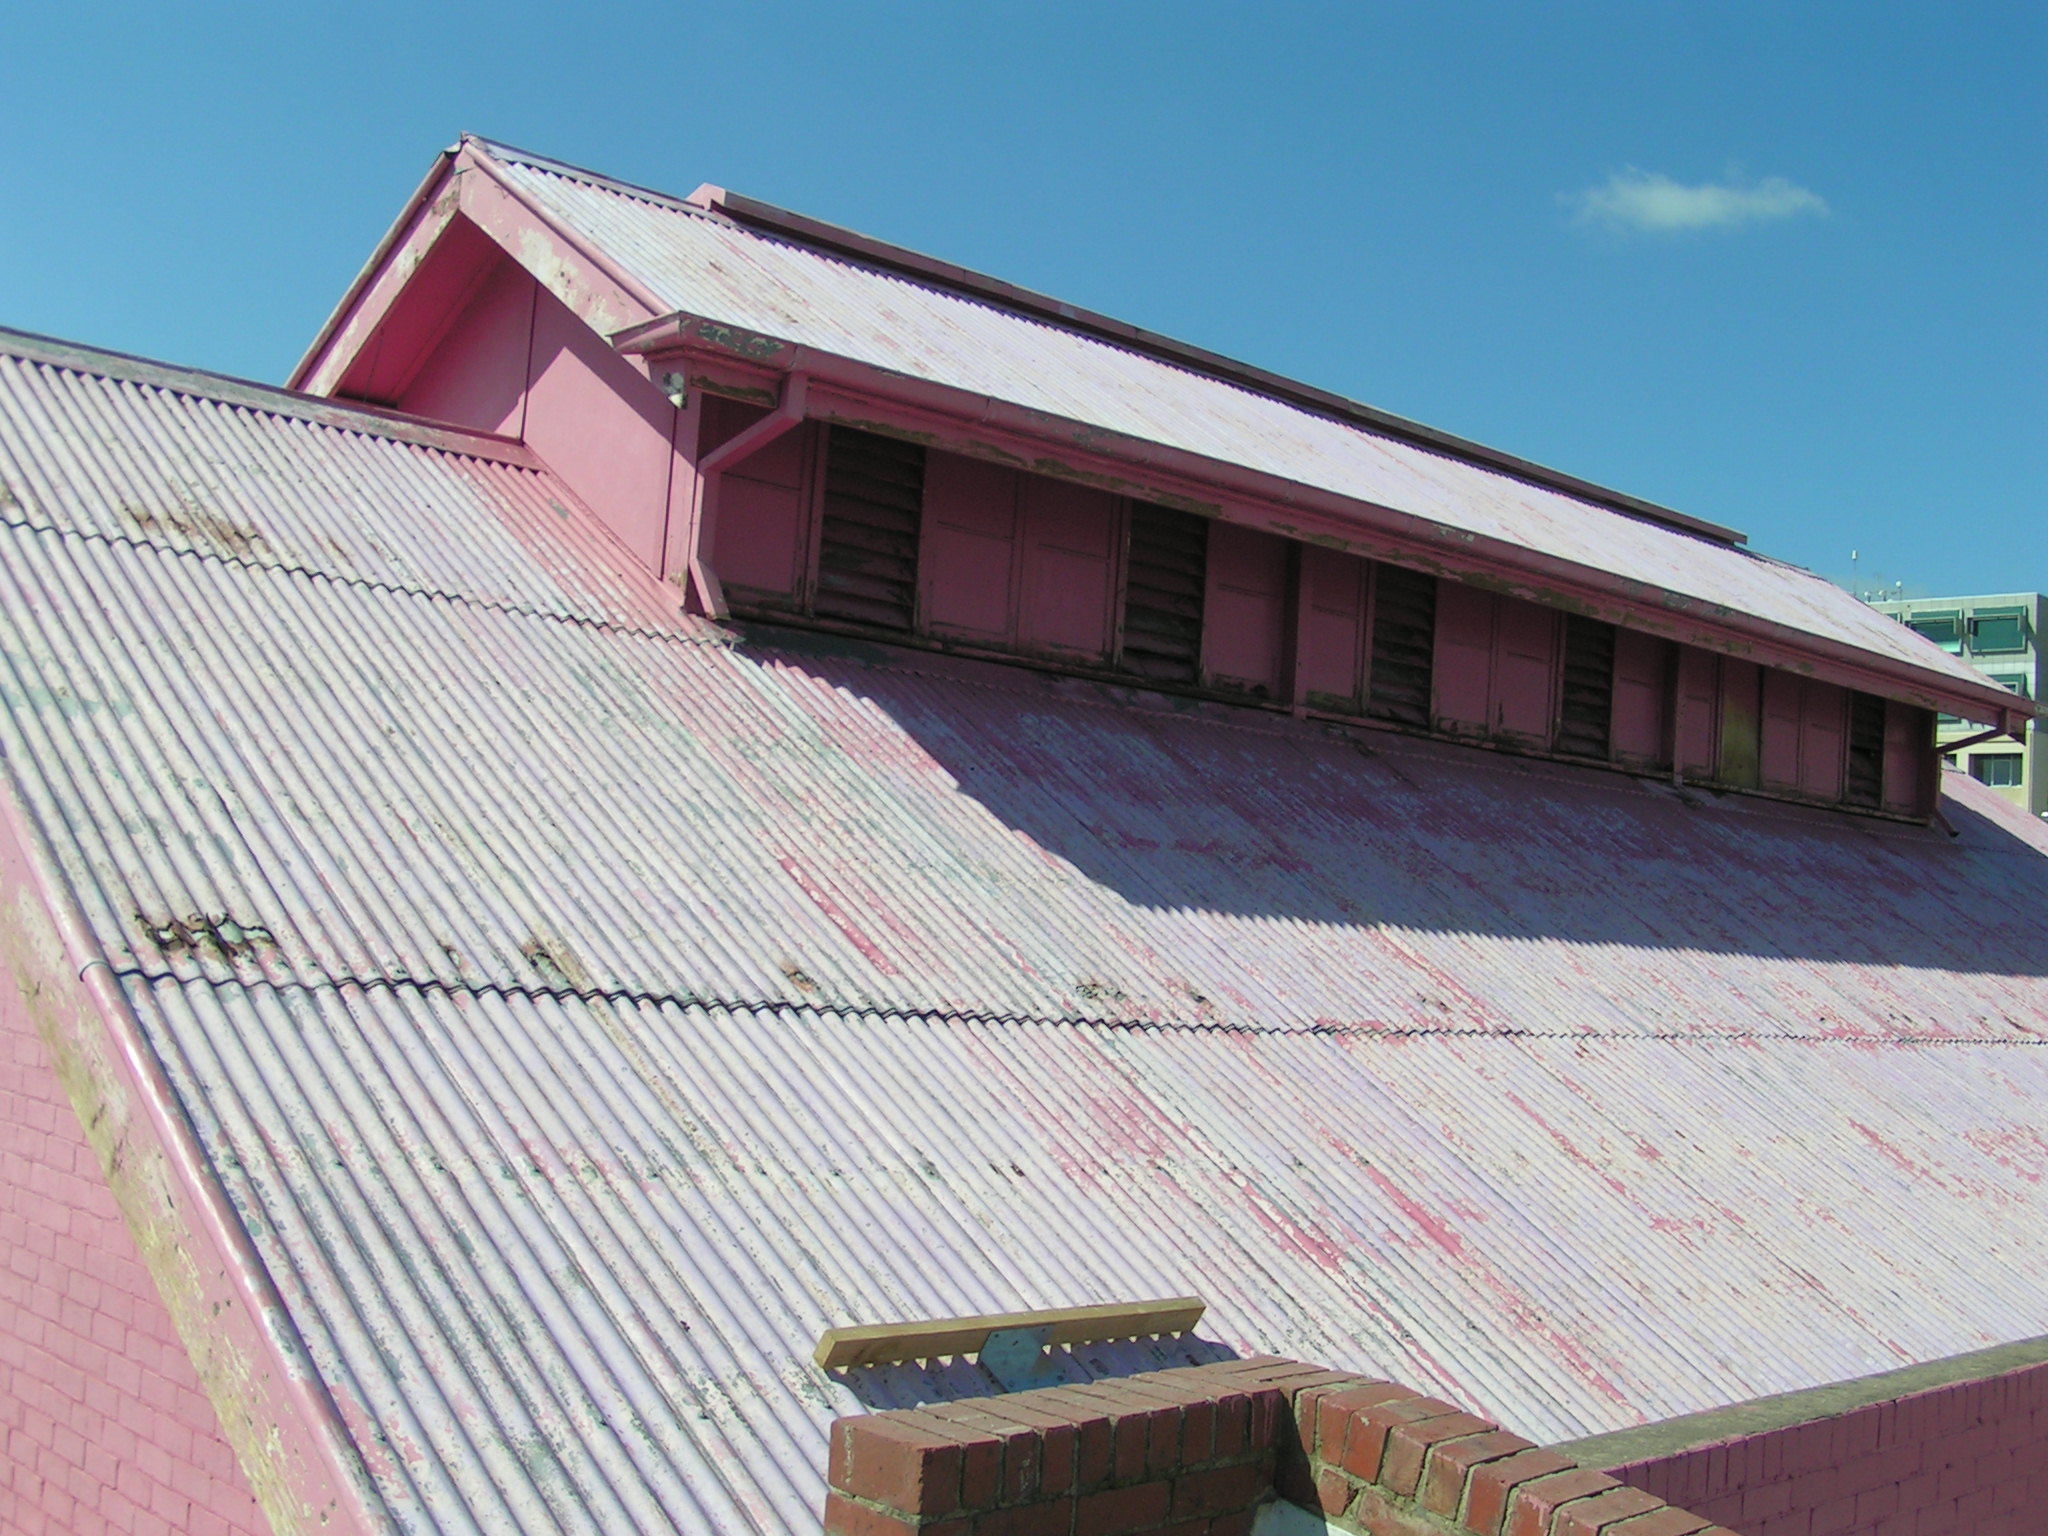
[617,312,2029,727]
[0,764,388,1536]
[292,140,665,397]
[292,150,462,397]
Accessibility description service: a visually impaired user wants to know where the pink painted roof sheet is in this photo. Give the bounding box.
[5,329,2048,1534]
[473,142,1992,703]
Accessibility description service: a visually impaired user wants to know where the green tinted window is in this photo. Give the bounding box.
[1906,611,1962,652]
[1987,672,2033,698]
[1971,608,2029,654]
[1970,752,2025,788]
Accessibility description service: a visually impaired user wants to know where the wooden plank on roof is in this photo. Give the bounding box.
[813,1296,1206,1370]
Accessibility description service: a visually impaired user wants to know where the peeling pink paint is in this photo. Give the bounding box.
[776,855,902,977]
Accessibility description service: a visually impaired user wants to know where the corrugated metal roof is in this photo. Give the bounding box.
[469,143,1992,703]
[7,332,2048,1535]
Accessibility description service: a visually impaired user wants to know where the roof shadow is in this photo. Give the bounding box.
[749,630,2048,981]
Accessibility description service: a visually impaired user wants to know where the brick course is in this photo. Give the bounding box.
[1602,1359,2048,1536]
[1,963,268,1536]
[826,1359,1729,1536]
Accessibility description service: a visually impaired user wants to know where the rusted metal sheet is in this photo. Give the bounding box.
[470,144,1988,701]
[6,332,2048,1535]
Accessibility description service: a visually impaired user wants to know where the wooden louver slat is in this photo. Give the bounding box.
[813,1297,1207,1370]
[1121,502,1208,683]
[1557,615,1617,760]
[1845,691,1886,808]
[1367,564,1436,727]
[816,426,925,632]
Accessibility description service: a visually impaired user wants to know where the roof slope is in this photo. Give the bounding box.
[6,330,2048,1535]
[465,140,1993,706]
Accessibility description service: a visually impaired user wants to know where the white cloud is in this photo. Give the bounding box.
[1564,167,1830,234]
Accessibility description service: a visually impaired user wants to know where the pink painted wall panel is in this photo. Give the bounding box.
[718,476,810,603]
[699,394,771,458]
[1433,581,1496,734]
[1201,522,1290,693]
[0,970,270,1536]
[1017,478,1117,659]
[1799,681,1848,801]
[521,284,679,574]
[1432,586,1558,745]
[1612,630,1670,766]
[1675,647,1720,777]
[393,254,533,437]
[388,255,681,576]
[714,410,813,605]
[1495,596,1559,747]
[1296,546,1367,706]
[1760,668,1804,791]
[338,215,507,407]
[1883,700,1930,816]
[1717,658,1762,787]
[922,453,1020,642]
[730,418,806,489]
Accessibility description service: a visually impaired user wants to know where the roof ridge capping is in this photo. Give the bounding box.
[673,179,1748,549]
[462,133,713,217]
[0,323,535,467]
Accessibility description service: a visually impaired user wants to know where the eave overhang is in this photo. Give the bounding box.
[617,310,2031,730]
[683,181,1750,550]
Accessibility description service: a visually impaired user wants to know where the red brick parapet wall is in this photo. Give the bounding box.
[1559,1339,2048,1536]
[825,1358,1737,1536]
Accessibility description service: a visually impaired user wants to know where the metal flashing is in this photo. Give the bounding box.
[814,1298,1208,1371]
[291,144,462,395]
[0,729,386,1536]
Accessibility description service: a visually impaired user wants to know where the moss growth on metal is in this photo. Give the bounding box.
[689,321,789,364]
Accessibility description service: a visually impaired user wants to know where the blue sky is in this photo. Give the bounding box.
[2,2,2040,595]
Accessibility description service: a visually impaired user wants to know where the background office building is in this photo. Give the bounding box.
[1873,592,2046,814]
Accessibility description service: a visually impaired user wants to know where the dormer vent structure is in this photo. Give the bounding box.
[292,134,2035,824]
[685,413,1936,815]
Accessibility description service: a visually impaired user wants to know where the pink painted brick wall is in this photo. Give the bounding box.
[1,981,268,1536]
[1611,1359,2048,1536]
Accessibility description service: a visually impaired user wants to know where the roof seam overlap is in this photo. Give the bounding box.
[0,512,709,647]
[111,964,2048,1047]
